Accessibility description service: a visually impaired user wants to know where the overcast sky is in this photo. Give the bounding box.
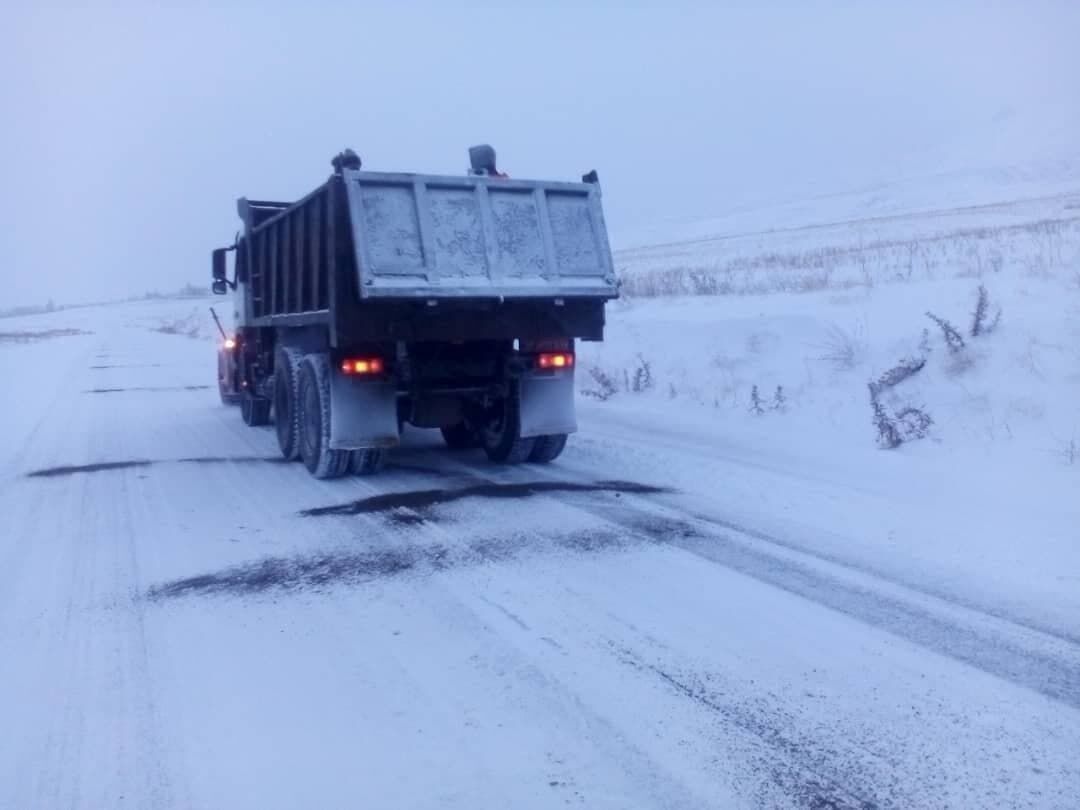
[3,1,1077,307]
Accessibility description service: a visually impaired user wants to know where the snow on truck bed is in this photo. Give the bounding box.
[1,191,1079,808]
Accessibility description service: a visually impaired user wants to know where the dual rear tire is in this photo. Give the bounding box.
[274,347,304,460]
[286,352,383,479]
[476,388,568,464]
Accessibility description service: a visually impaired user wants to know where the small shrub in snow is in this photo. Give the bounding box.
[895,407,933,441]
[816,323,866,371]
[866,354,933,449]
[749,385,764,415]
[771,386,787,412]
[631,355,654,393]
[869,387,901,449]
[925,312,966,354]
[970,284,1002,337]
[582,366,619,401]
[869,354,927,397]
[667,383,677,400]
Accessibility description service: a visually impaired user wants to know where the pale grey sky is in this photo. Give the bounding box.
[3,1,1077,307]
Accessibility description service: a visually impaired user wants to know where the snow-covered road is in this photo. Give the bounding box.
[2,302,1078,809]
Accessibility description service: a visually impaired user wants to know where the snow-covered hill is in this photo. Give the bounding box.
[614,102,1080,250]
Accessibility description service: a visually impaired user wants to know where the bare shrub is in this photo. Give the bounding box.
[771,386,787,412]
[869,387,901,449]
[866,345,933,448]
[869,354,927,397]
[926,312,966,354]
[749,385,764,415]
[970,284,1002,337]
[630,355,654,393]
[582,366,618,401]
[895,407,933,441]
[815,323,866,371]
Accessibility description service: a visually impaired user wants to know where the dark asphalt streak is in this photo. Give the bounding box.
[83,385,211,393]
[147,527,632,601]
[25,456,287,478]
[299,480,671,517]
[89,363,164,370]
[25,460,155,477]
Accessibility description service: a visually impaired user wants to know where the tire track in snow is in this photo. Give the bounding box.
[393,455,1080,711]
[274,459,902,807]
[575,420,1080,649]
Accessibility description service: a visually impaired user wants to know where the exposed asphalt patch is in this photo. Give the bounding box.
[83,385,211,394]
[148,527,631,601]
[25,456,287,478]
[26,460,155,478]
[300,480,671,518]
[0,328,90,343]
[89,363,163,370]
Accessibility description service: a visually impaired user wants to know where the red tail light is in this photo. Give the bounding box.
[340,357,385,376]
[537,352,574,370]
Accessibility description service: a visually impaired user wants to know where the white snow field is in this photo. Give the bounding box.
[2,192,1080,809]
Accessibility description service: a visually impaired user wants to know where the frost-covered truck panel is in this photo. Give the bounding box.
[345,172,616,299]
[211,146,616,479]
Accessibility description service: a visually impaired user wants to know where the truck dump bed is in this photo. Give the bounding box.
[342,170,616,299]
[240,169,617,320]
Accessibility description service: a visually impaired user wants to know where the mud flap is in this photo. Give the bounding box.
[518,370,577,438]
[328,375,399,450]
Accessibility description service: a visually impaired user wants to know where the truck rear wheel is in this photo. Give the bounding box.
[441,422,479,450]
[528,434,568,463]
[481,390,536,464]
[241,392,271,426]
[350,449,386,475]
[298,354,351,479]
[274,347,304,460]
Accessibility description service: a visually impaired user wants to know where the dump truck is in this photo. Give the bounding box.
[211,146,617,478]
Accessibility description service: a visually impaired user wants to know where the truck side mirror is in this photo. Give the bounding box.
[212,248,228,282]
[212,279,228,295]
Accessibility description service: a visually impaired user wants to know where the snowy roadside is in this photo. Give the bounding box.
[575,217,1080,639]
